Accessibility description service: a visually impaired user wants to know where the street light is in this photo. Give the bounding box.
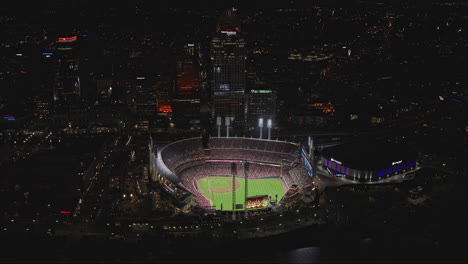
[225,117,231,138]
[216,116,222,138]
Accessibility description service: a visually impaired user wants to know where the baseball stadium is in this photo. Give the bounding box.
[149,137,313,212]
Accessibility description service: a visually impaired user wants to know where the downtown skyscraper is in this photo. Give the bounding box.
[211,9,247,128]
[53,35,81,103]
[173,43,201,128]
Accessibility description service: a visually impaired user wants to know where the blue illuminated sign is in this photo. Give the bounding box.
[378,169,383,178]
[3,115,15,121]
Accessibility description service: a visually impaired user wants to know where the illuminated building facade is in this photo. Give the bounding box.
[321,142,418,182]
[211,9,247,127]
[176,44,200,96]
[33,95,51,121]
[134,76,157,116]
[173,43,201,127]
[308,102,335,114]
[132,76,155,132]
[53,35,81,102]
[132,73,172,117]
[155,74,173,116]
[51,34,90,128]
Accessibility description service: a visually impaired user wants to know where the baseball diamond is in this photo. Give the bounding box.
[197,177,287,211]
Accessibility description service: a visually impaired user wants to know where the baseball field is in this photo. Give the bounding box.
[197,176,287,211]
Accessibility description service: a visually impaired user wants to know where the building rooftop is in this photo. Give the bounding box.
[322,140,416,170]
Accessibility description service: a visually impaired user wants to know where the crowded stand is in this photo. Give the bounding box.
[159,138,299,176]
[210,149,294,164]
[209,138,299,157]
[288,166,313,187]
[160,138,204,169]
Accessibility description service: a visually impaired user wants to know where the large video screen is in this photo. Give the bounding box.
[246,195,269,209]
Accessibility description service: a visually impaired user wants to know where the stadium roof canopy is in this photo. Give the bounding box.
[322,141,416,170]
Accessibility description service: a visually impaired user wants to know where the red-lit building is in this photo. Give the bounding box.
[53,35,81,102]
[156,73,173,116]
[176,55,200,96]
[172,43,201,127]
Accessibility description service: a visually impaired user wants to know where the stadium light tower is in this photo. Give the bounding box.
[225,116,231,138]
[308,136,314,161]
[217,116,222,138]
[243,162,249,218]
[258,118,264,139]
[267,119,272,140]
[231,162,237,220]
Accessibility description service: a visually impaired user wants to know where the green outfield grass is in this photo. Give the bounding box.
[198,177,287,211]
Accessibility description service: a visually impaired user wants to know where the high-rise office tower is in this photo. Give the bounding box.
[155,74,172,116]
[131,73,172,131]
[173,43,201,128]
[211,8,246,127]
[134,76,157,117]
[53,35,81,102]
[176,44,200,97]
[33,94,51,121]
[31,50,56,124]
[51,34,90,128]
